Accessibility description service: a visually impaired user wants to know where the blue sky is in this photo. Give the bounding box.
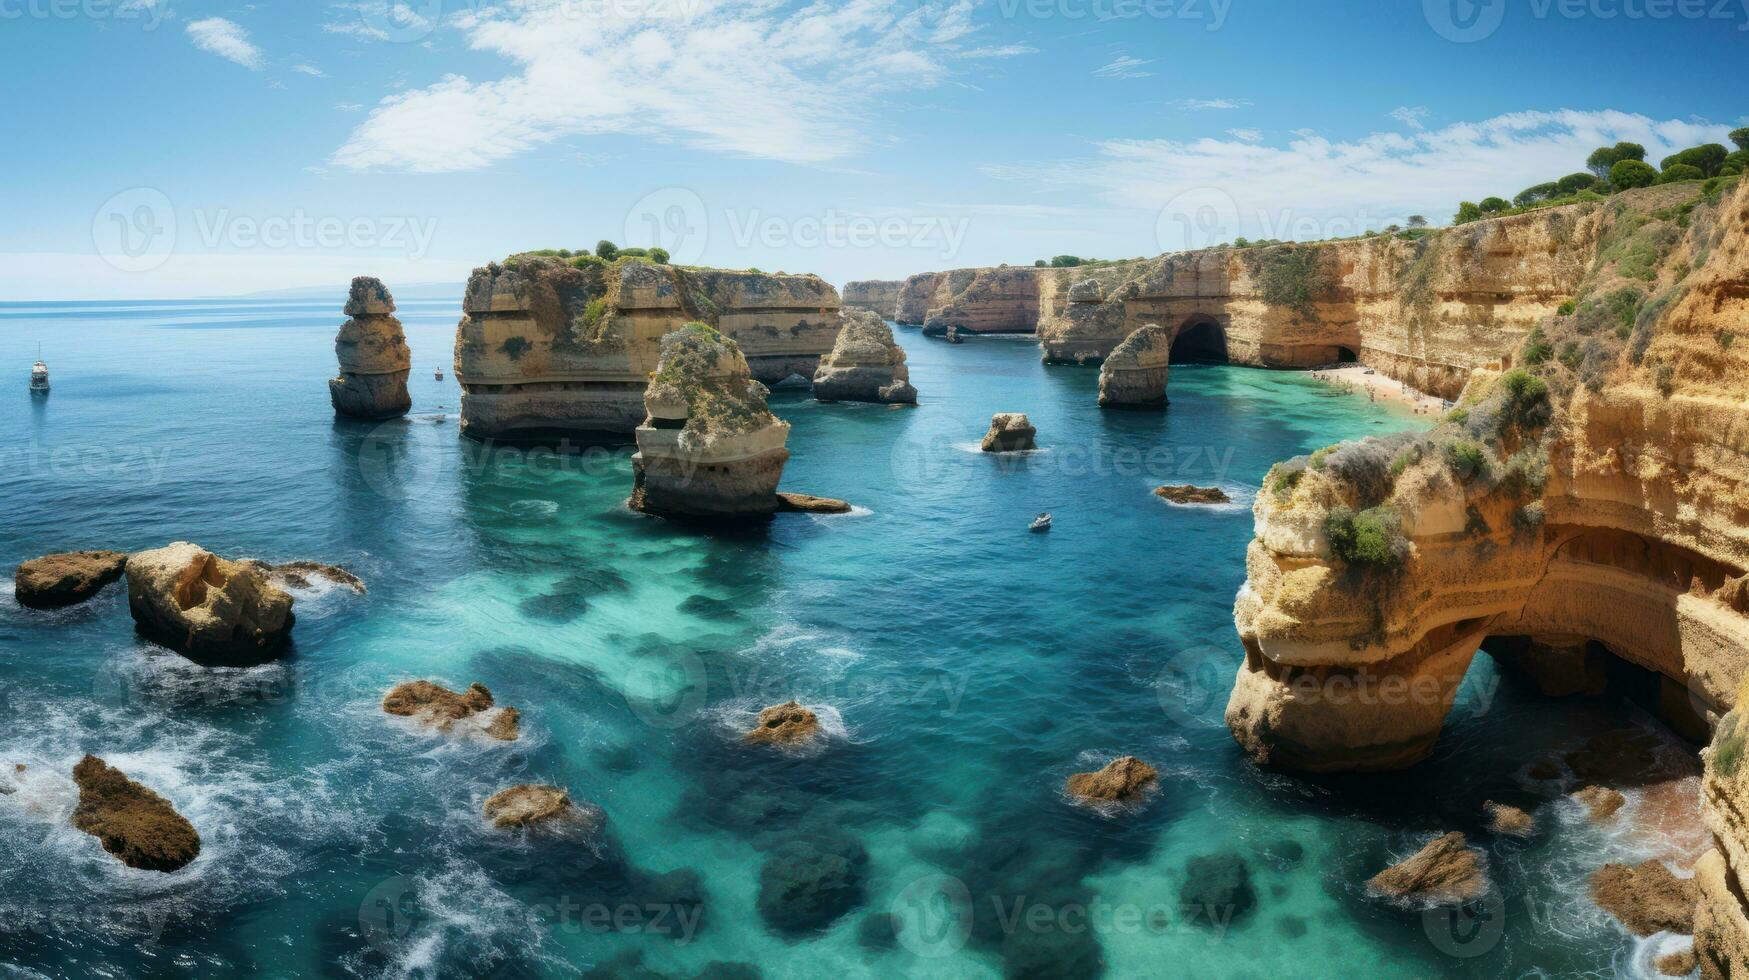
[2,0,1745,298]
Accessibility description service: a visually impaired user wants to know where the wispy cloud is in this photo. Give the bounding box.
[186,18,264,70]
[963,44,1037,58]
[1173,98,1252,111]
[293,64,327,77]
[1093,54,1153,78]
[1390,105,1430,129]
[980,109,1732,245]
[335,103,366,112]
[1226,128,1263,142]
[323,1,435,42]
[333,0,1014,173]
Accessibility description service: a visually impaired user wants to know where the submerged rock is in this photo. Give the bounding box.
[1154,485,1230,505]
[1366,832,1488,906]
[981,413,1036,453]
[70,755,200,872]
[775,493,852,514]
[1098,323,1172,409]
[381,680,520,741]
[631,324,790,521]
[1064,756,1158,805]
[756,834,869,936]
[812,309,916,404]
[1572,785,1627,821]
[482,784,578,829]
[1591,860,1696,936]
[744,701,820,746]
[1564,729,1660,785]
[124,543,295,662]
[329,276,412,420]
[239,559,366,595]
[1179,853,1256,926]
[1656,949,1697,976]
[14,550,128,609]
[1484,801,1534,838]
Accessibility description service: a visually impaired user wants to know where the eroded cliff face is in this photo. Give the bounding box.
[812,309,916,404]
[842,280,902,319]
[895,267,1042,332]
[1226,178,1749,774]
[455,256,839,441]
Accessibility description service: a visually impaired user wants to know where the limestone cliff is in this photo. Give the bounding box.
[897,267,1041,332]
[1098,324,1172,409]
[630,324,790,520]
[812,309,916,404]
[1225,178,1749,773]
[329,277,411,419]
[842,280,902,319]
[1699,687,1749,975]
[455,256,838,441]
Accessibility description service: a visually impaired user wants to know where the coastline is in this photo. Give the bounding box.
[1309,364,1450,418]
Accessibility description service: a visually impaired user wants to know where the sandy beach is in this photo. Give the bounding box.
[1309,365,1451,418]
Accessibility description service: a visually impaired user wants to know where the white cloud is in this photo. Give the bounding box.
[333,0,999,172]
[186,18,264,70]
[981,109,1733,246]
[1093,54,1152,78]
[323,2,435,42]
[293,64,328,77]
[963,44,1037,58]
[335,103,366,112]
[1390,105,1430,130]
[1173,98,1251,111]
[1226,128,1263,142]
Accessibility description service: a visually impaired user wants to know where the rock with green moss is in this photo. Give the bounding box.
[812,309,916,404]
[329,277,411,419]
[631,325,790,520]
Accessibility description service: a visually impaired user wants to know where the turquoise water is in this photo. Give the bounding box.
[0,301,1696,977]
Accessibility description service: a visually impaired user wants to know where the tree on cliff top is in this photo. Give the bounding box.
[1610,159,1658,190]
[1587,142,1646,178]
[1732,128,1749,152]
[595,240,619,260]
[1661,144,1728,177]
[1406,215,1428,228]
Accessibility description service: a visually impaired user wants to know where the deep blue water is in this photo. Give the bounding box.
[0,300,1700,978]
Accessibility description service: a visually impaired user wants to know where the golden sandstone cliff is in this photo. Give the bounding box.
[329,276,411,420]
[895,266,1043,333]
[842,279,902,319]
[454,255,839,441]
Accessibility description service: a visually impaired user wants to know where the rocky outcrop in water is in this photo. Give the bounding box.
[482,784,579,829]
[456,255,839,441]
[1483,801,1533,837]
[744,701,820,745]
[1591,860,1696,936]
[329,277,411,420]
[71,755,200,872]
[1226,180,1749,774]
[1155,485,1230,505]
[239,560,366,595]
[842,280,902,319]
[1065,756,1158,804]
[981,413,1036,453]
[631,324,790,520]
[1366,832,1488,906]
[776,493,852,514]
[1098,323,1173,408]
[381,680,520,741]
[812,309,916,404]
[124,543,294,662]
[14,550,128,609]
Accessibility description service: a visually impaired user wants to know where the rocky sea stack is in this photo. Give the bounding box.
[71,755,200,872]
[1097,324,1172,409]
[1366,832,1489,907]
[981,413,1036,453]
[812,309,916,404]
[744,700,821,746]
[14,550,128,609]
[125,543,294,662]
[328,277,411,420]
[482,784,577,829]
[631,324,790,521]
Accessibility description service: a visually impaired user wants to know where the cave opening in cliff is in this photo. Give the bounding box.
[1336,346,1359,363]
[1170,319,1228,364]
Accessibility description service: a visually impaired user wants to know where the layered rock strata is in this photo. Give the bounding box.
[841,280,902,319]
[1699,688,1749,974]
[1226,178,1749,773]
[455,256,839,441]
[981,414,1036,453]
[14,550,128,608]
[1098,324,1173,408]
[631,325,790,520]
[125,543,294,662]
[329,277,411,419]
[812,309,916,404]
[896,267,1041,332]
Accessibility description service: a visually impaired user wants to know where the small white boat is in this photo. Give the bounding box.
[1029,513,1052,533]
[29,358,50,392]
[435,368,444,381]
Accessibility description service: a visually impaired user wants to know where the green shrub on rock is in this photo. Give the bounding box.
[1325,505,1408,569]
[1658,163,1706,184]
[1610,160,1658,190]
